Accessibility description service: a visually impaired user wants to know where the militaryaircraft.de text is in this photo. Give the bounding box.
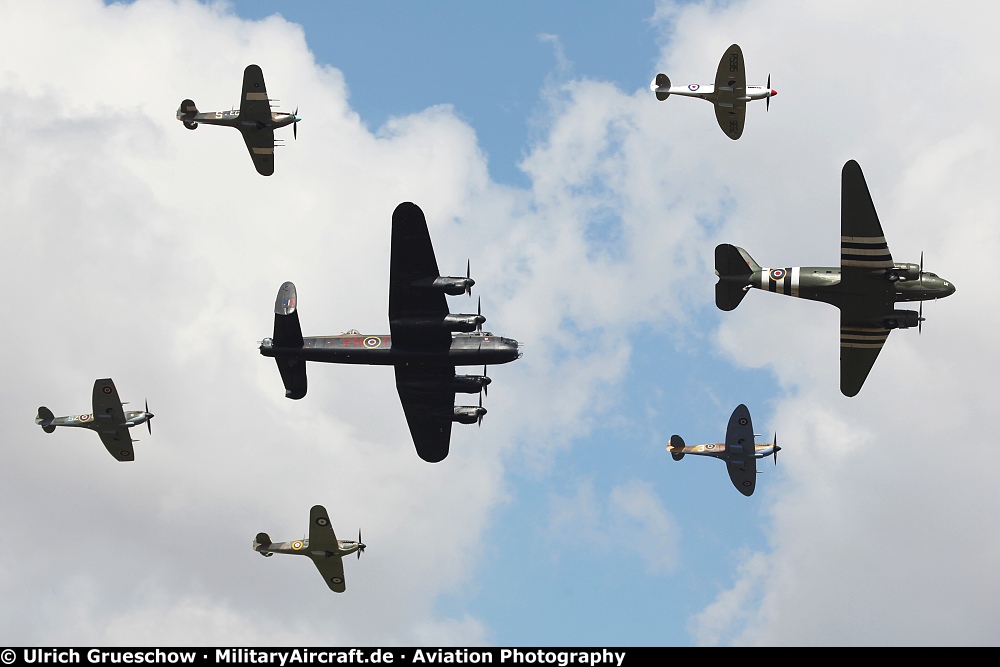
[260,201,522,463]
[668,404,779,497]
[177,64,300,176]
[714,160,955,396]
[649,43,776,140]
[253,505,365,593]
[35,378,154,462]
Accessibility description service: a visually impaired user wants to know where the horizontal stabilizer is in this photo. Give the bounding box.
[651,73,671,101]
[36,406,55,433]
[715,244,758,311]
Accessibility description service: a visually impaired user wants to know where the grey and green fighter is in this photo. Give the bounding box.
[253,505,365,593]
[35,378,153,462]
[176,64,299,176]
[260,202,522,463]
[716,160,956,396]
[668,404,778,497]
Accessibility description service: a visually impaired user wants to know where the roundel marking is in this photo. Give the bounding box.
[363,336,381,349]
[705,443,716,450]
[102,386,113,395]
[769,268,786,281]
[79,414,92,422]
[742,480,752,487]
[120,450,130,458]
[292,541,304,550]
[739,418,748,426]
[331,576,343,584]
[316,517,329,527]
[688,84,700,91]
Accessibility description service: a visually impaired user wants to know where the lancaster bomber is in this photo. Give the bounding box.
[35,378,153,462]
[649,43,776,140]
[260,202,522,463]
[254,505,364,593]
[715,160,956,396]
[176,64,299,176]
[668,404,778,497]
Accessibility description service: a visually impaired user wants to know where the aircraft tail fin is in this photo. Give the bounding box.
[35,407,55,433]
[668,434,685,460]
[253,532,273,556]
[650,73,671,101]
[177,99,199,129]
[271,282,307,400]
[715,244,759,311]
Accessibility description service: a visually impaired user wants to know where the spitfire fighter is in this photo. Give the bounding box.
[176,64,300,176]
[649,43,776,140]
[260,202,522,463]
[35,378,153,462]
[253,505,365,593]
[668,404,779,497]
[716,160,956,396]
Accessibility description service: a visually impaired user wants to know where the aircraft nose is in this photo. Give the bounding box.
[771,89,778,97]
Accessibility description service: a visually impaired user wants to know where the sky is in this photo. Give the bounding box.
[0,0,997,647]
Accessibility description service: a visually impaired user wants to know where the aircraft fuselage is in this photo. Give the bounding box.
[255,538,362,559]
[660,83,775,105]
[260,331,521,366]
[748,266,956,306]
[671,441,777,461]
[43,410,151,431]
[184,109,298,131]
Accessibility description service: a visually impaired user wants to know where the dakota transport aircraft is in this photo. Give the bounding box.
[254,505,364,593]
[260,202,522,462]
[715,160,956,396]
[649,43,776,140]
[176,64,300,176]
[35,378,153,462]
[668,404,779,496]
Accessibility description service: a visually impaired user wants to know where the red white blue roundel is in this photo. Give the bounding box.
[688,84,700,91]
[363,336,381,349]
[770,268,786,281]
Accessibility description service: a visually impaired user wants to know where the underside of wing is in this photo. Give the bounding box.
[714,44,746,95]
[241,129,275,176]
[841,160,894,287]
[840,309,891,397]
[98,426,134,462]
[238,64,272,123]
[388,202,451,349]
[308,505,339,548]
[309,553,347,593]
[724,404,755,495]
[726,460,756,496]
[714,104,746,140]
[395,365,455,463]
[92,378,127,425]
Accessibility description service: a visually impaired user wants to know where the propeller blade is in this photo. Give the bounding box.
[358,529,365,559]
[483,365,488,397]
[476,296,483,332]
[145,399,153,435]
[766,74,771,111]
[466,259,472,297]
[478,392,484,427]
[773,432,778,465]
[919,300,924,335]
[293,106,299,140]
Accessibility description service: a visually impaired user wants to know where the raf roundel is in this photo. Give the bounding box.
[316,517,329,527]
[79,414,92,423]
[688,83,700,91]
[769,268,786,281]
[102,386,113,395]
[292,541,304,551]
[739,417,748,426]
[363,336,381,349]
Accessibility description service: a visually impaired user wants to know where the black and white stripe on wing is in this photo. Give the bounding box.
[840,326,889,349]
[841,235,893,269]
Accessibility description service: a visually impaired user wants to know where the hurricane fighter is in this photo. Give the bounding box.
[176,64,300,176]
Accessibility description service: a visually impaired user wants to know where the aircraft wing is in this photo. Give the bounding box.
[838,160,896,397]
[724,403,756,496]
[713,44,746,140]
[306,505,347,592]
[92,379,133,461]
[238,65,275,176]
[394,364,454,463]
[388,202,451,351]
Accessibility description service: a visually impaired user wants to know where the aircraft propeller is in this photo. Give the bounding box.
[772,433,780,465]
[482,365,489,397]
[145,399,154,435]
[466,259,473,297]
[293,107,299,140]
[357,529,366,559]
[475,297,485,333]
[766,74,771,111]
[478,391,485,427]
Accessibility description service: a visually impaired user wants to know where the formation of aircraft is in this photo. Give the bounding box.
[260,201,522,463]
[176,64,300,176]
[34,379,153,462]
[253,505,365,593]
[715,160,956,396]
[649,43,776,140]
[668,404,779,496]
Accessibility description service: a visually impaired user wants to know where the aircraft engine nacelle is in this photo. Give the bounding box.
[453,405,487,424]
[183,121,198,130]
[886,263,920,282]
[453,374,491,394]
[417,276,475,296]
[881,309,921,330]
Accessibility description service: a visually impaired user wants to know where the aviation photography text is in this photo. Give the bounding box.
[8,649,631,667]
